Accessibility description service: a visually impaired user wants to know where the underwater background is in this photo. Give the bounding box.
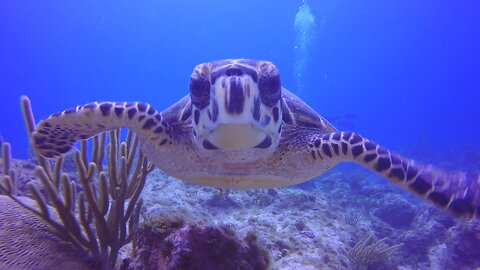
[1,0,479,159]
[1,1,480,269]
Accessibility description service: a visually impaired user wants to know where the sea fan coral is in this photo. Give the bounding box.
[347,233,403,268]
[0,96,154,269]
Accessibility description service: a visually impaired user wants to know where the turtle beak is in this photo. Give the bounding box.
[209,123,267,149]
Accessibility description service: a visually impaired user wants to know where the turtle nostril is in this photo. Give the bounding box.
[225,67,244,76]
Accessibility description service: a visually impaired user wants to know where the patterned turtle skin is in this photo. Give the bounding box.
[31,59,480,219]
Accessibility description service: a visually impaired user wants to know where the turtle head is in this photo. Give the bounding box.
[189,59,283,161]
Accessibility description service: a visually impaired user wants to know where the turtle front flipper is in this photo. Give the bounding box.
[32,102,170,158]
[309,132,480,219]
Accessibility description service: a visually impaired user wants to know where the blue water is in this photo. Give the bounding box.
[1,0,479,161]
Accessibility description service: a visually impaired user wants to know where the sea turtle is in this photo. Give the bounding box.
[31,59,479,219]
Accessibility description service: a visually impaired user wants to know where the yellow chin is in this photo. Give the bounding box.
[210,123,266,149]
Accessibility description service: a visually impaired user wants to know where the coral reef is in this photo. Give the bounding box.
[444,221,480,268]
[347,233,403,269]
[3,145,478,269]
[0,96,153,269]
[373,193,417,229]
[344,209,362,226]
[124,221,269,270]
[140,165,480,269]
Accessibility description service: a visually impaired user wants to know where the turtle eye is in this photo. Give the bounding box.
[258,68,281,107]
[189,72,211,109]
